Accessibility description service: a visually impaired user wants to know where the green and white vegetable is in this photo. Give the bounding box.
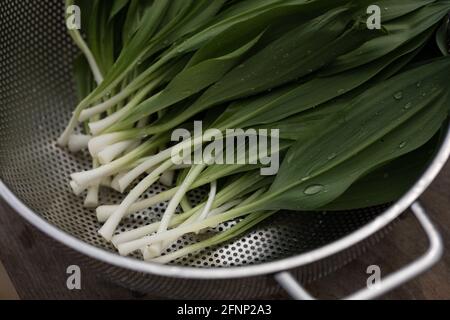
[60,0,450,264]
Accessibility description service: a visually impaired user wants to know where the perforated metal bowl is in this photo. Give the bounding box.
[0,0,448,299]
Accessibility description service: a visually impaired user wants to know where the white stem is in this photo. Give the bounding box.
[142,199,239,260]
[88,132,127,157]
[158,166,206,233]
[196,181,217,223]
[57,17,103,147]
[209,200,242,217]
[79,90,130,122]
[180,196,192,213]
[147,165,206,255]
[113,205,201,248]
[113,198,241,250]
[89,108,130,135]
[124,140,141,155]
[142,210,200,261]
[97,140,136,165]
[112,221,163,247]
[98,160,173,241]
[96,187,179,222]
[150,245,201,264]
[151,211,274,264]
[117,148,173,192]
[110,172,127,192]
[142,211,201,260]
[84,184,99,208]
[70,180,85,196]
[100,176,112,188]
[119,192,257,256]
[117,210,234,256]
[122,118,148,155]
[111,208,192,247]
[159,170,175,187]
[88,82,157,135]
[84,159,101,207]
[58,112,81,147]
[70,30,103,85]
[71,163,118,190]
[74,138,160,189]
[68,134,92,153]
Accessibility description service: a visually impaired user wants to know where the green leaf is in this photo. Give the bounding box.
[209,24,431,133]
[263,58,450,210]
[73,54,94,102]
[122,0,147,45]
[149,0,227,58]
[352,0,436,22]
[109,0,130,21]
[197,140,291,184]
[275,57,450,189]
[109,29,266,130]
[323,1,450,75]
[320,135,440,211]
[198,8,377,105]
[122,7,383,135]
[266,87,449,211]
[157,0,352,72]
[436,15,450,56]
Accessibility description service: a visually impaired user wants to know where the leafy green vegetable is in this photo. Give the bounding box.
[321,135,440,210]
[62,0,450,263]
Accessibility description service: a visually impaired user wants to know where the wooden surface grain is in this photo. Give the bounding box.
[0,162,449,300]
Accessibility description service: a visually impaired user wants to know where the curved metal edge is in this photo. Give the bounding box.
[274,272,315,300]
[274,201,444,300]
[1,126,449,280]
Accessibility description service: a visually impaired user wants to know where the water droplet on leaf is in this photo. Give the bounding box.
[304,184,324,195]
[399,141,407,149]
[403,102,412,110]
[393,91,403,100]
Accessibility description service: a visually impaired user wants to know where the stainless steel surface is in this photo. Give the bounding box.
[275,201,444,300]
[0,0,449,299]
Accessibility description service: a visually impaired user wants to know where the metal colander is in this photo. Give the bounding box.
[0,0,448,299]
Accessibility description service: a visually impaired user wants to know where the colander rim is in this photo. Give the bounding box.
[1,124,449,280]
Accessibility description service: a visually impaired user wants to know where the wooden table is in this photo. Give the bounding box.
[0,162,449,300]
